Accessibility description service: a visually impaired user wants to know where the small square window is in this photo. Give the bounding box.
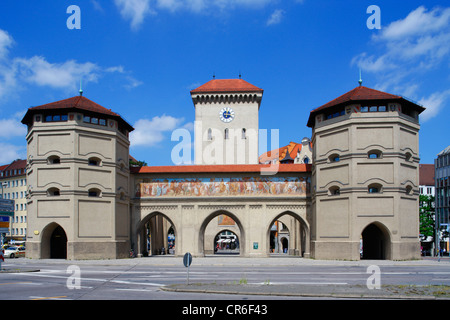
[83,116,90,123]
[361,106,368,112]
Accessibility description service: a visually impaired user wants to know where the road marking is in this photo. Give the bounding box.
[115,288,158,293]
[0,282,35,286]
[30,296,69,300]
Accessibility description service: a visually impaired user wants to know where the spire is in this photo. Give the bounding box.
[358,68,363,87]
[79,79,83,96]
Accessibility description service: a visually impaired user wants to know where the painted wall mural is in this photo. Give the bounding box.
[135,176,310,198]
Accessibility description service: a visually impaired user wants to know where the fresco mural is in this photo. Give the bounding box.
[135,176,310,198]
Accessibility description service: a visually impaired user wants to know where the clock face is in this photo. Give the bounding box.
[219,107,235,123]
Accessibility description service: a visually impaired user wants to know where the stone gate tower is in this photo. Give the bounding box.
[307,85,425,260]
[22,95,134,259]
[191,78,263,165]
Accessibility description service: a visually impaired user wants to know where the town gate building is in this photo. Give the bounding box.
[21,78,424,260]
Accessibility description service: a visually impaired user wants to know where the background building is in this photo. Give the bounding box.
[435,146,450,255]
[0,159,27,243]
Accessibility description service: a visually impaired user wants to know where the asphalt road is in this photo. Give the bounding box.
[1,256,449,302]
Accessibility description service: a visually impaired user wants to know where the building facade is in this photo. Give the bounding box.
[22,79,425,260]
[0,159,28,242]
[435,146,450,254]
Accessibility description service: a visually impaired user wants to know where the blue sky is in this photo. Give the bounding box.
[0,0,449,166]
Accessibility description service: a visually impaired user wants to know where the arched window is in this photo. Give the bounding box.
[48,155,60,164]
[88,157,101,166]
[368,183,382,193]
[368,150,382,159]
[88,188,101,197]
[207,128,212,141]
[303,157,310,164]
[47,187,60,196]
[405,185,413,195]
[329,186,340,195]
[329,154,340,162]
[405,152,412,162]
[242,128,246,139]
[224,128,229,140]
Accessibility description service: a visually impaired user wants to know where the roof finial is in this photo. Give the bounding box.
[358,68,363,87]
[239,71,242,79]
[212,72,215,80]
[79,79,83,96]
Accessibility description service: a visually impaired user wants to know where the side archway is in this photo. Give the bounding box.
[41,222,68,259]
[266,211,310,257]
[136,211,178,257]
[361,222,391,260]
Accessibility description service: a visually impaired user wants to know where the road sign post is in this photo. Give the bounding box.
[183,252,192,285]
[0,249,4,271]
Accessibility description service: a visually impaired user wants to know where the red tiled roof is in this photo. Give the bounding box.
[259,142,302,164]
[191,79,263,94]
[27,96,121,117]
[131,163,311,174]
[307,85,425,127]
[312,86,402,113]
[21,95,134,131]
[1,159,27,178]
[419,164,435,186]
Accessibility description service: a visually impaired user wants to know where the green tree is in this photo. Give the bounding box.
[419,194,435,239]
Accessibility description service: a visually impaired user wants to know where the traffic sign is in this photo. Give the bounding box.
[183,252,192,285]
[183,252,192,267]
[0,199,14,216]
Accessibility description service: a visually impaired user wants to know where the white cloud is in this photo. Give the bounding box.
[267,9,284,26]
[352,6,450,120]
[0,111,27,139]
[114,0,154,30]
[114,0,281,28]
[14,56,100,91]
[418,90,450,122]
[0,29,142,101]
[0,142,26,165]
[0,29,13,60]
[130,115,185,147]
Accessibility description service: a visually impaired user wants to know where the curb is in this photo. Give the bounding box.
[160,285,438,300]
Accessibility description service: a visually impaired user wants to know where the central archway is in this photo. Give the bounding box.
[199,210,246,257]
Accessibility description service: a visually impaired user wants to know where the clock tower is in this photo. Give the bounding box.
[190,78,263,165]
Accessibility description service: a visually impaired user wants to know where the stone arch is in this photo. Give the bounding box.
[266,211,310,257]
[198,210,246,257]
[361,221,392,260]
[40,222,68,259]
[136,211,178,257]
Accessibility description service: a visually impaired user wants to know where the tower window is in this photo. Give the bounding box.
[368,150,382,159]
[47,188,60,196]
[329,154,340,162]
[88,188,101,197]
[329,186,340,195]
[88,157,101,166]
[48,156,61,164]
[368,183,382,193]
[242,128,246,139]
[207,128,212,141]
[224,128,229,140]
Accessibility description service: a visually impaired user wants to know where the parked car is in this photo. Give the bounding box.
[4,246,26,258]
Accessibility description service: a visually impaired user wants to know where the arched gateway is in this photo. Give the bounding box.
[131,164,311,258]
[22,78,422,260]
